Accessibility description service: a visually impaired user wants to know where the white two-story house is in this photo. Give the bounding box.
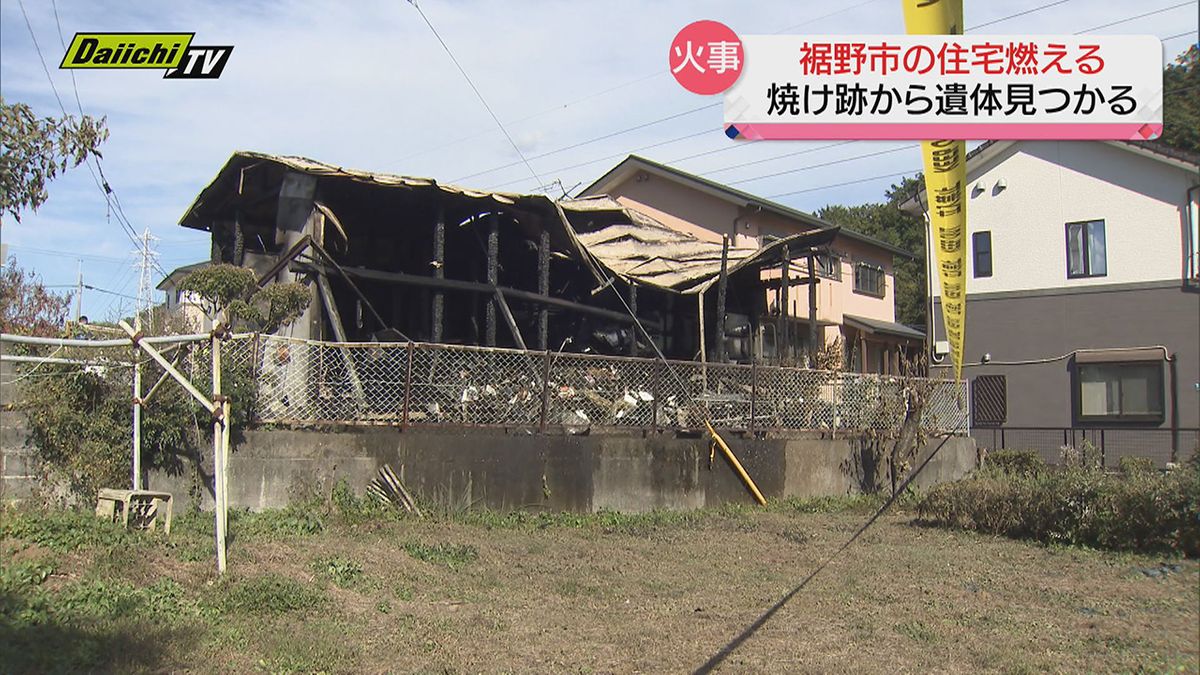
[905,140,1200,466]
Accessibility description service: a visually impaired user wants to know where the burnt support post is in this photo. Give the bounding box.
[807,252,818,367]
[539,349,552,432]
[432,205,445,343]
[628,283,639,356]
[485,212,498,347]
[714,235,730,363]
[779,244,790,363]
[538,229,550,351]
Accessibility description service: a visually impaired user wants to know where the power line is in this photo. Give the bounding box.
[727,144,919,186]
[7,244,130,264]
[485,127,715,190]
[1075,1,1196,33]
[408,1,548,191]
[966,0,1073,31]
[492,1,1172,195]
[17,0,171,281]
[767,168,920,200]
[484,0,1089,192]
[396,0,888,170]
[451,103,715,183]
[704,141,857,176]
[1163,30,1198,41]
[87,285,138,301]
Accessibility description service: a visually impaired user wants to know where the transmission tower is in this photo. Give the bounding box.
[133,227,160,332]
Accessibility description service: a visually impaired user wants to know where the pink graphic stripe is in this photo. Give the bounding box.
[728,123,1162,141]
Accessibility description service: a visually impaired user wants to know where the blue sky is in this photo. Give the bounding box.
[1,0,1196,320]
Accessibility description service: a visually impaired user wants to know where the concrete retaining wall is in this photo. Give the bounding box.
[126,427,977,513]
[2,371,976,510]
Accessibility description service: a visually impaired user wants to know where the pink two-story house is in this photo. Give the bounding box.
[580,155,922,373]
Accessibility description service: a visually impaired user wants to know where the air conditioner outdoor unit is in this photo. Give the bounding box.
[933,340,951,356]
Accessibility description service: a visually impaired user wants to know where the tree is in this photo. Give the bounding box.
[178,263,310,333]
[817,175,927,328]
[0,97,108,223]
[1162,45,1199,155]
[23,310,203,501]
[0,256,71,336]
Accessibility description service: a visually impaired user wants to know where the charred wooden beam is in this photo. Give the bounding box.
[485,212,498,346]
[714,234,730,363]
[749,276,820,289]
[315,273,366,403]
[807,252,818,367]
[293,261,662,330]
[432,206,445,343]
[538,229,550,350]
[627,283,638,356]
[494,289,526,350]
[256,234,312,287]
[779,243,790,362]
[307,240,398,339]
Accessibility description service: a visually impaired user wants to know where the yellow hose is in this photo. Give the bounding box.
[704,421,767,506]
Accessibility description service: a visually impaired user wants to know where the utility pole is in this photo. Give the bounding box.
[74,259,83,324]
[131,227,159,490]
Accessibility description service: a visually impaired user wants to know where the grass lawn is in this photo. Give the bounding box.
[2,497,1197,673]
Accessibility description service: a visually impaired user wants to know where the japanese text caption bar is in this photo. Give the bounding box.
[724,35,1163,140]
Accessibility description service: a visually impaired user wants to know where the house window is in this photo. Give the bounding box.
[853,262,885,297]
[972,231,992,278]
[1066,220,1106,278]
[1076,362,1164,422]
[816,253,841,280]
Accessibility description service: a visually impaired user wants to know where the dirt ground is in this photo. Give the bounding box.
[3,503,1198,674]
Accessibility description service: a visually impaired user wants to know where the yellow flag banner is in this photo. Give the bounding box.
[902,0,967,379]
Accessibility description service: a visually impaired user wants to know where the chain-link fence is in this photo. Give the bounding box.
[224,335,968,434]
[970,426,1200,468]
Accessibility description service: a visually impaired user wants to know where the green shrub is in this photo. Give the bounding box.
[0,560,55,592]
[403,542,479,570]
[1059,440,1103,470]
[1118,455,1155,475]
[1,507,139,551]
[983,449,1046,478]
[206,574,324,614]
[230,506,324,538]
[55,579,189,620]
[311,556,364,587]
[918,460,1200,556]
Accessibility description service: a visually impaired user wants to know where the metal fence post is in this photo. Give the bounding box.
[749,360,757,434]
[539,349,551,432]
[1100,428,1106,468]
[401,341,413,428]
[651,361,661,432]
[832,372,839,436]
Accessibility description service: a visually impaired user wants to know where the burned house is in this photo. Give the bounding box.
[177,151,837,363]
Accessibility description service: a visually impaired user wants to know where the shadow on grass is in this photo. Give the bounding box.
[0,591,197,674]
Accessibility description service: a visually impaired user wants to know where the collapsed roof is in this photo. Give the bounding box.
[181,151,837,295]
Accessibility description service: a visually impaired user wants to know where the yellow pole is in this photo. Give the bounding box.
[705,421,767,506]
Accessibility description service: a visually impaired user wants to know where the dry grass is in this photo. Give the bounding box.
[3,502,1197,673]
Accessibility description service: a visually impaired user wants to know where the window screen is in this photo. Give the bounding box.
[971,375,1007,426]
